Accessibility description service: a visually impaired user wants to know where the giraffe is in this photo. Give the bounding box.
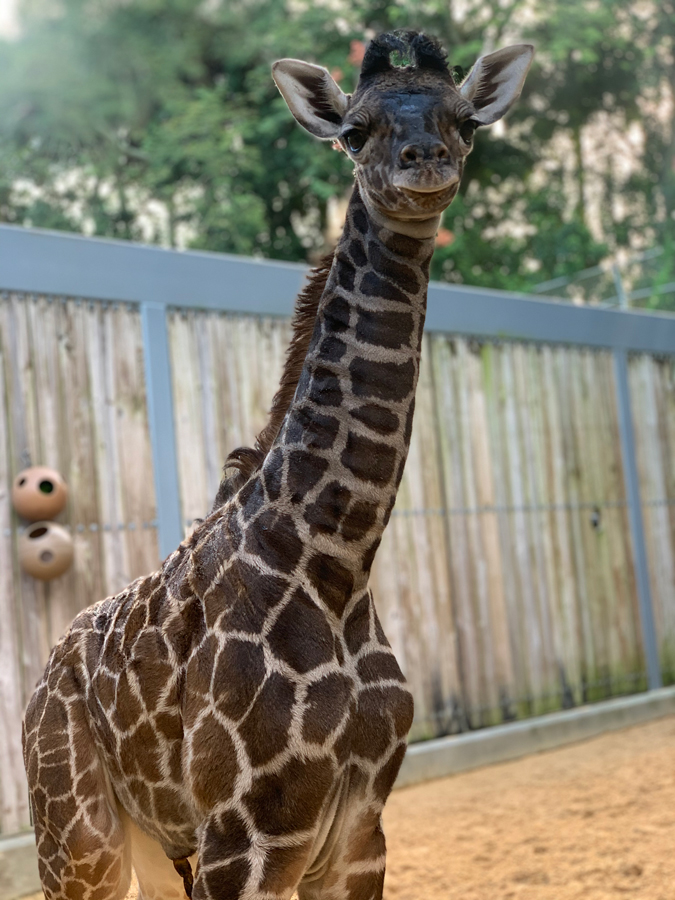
[22,31,533,900]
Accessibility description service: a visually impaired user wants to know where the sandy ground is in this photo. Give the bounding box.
[383,716,675,900]
[23,716,675,900]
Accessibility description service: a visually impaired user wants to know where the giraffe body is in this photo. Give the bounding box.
[23,32,533,900]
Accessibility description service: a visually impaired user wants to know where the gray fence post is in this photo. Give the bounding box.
[613,348,661,689]
[612,262,629,309]
[140,301,184,559]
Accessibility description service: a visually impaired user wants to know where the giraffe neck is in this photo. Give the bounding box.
[252,184,434,610]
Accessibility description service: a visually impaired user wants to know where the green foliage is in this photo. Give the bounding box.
[0,0,673,303]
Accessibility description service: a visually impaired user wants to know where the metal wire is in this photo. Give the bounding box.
[3,521,158,537]
[4,500,670,537]
[392,498,675,517]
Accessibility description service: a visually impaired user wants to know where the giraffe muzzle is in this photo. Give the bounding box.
[393,169,460,194]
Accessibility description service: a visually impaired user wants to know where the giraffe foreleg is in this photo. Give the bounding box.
[297,814,386,900]
[190,805,316,900]
[23,678,132,900]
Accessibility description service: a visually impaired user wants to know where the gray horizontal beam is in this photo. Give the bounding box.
[396,686,675,789]
[0,223,305,317]
[2,224,675,355]
[426,281,675,355]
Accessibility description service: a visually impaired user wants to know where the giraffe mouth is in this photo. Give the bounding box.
[400,183,458,199]
[397,180,460,211]
[393,169,460,195]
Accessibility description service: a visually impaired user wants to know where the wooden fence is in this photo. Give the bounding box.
[169,311,675,741]
[1,227,674,835]
[0,295,159,835]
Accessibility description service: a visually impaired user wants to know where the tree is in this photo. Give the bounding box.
[0,0,672,304]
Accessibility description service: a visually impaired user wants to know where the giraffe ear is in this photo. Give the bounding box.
[459,44,534,125]
[272,59,349,140]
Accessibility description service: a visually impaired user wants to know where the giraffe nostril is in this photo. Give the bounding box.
[399,145,421,166]
[434,143,450,160]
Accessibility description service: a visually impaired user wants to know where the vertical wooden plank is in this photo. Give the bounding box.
[561,348,595,695]
[541,346,581,701]
[5,294,49,701]
[84,300,126,597]
[598,352,641,689]
[501,343,544,711]
[0,337,31,834]
[459,340,497,723]
[630,355,674,677]
[484,342,527,710]
[472,343,515,715]
[530,344,567,707]
[370,522,408,680]
[28,296,76,646]
[392,336,462,736]
[423,342,465,733]
[578,350,611,693]
[169,310,209,526]
[652,358,675,675]
[195,312,222,501]
[514,344,557,709]
[112,303,160,579]
[655,357,675,677]
[432,336,479,725]
[55,300,104,624]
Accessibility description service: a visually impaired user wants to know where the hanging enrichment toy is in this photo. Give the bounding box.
[12,466,68,522]
[18,521,74,581]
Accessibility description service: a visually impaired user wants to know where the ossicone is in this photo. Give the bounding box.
[360,30,451,80]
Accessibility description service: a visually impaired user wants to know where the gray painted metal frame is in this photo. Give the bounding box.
[3,223,675,354]
[140,303,184,558]
[1,223,672,676]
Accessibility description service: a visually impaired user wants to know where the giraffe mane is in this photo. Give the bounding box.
[210,250,334,511]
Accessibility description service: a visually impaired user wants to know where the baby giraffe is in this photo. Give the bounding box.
[23,31,532,900]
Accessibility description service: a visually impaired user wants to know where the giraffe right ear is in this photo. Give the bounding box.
[460,44,534,125]
[272,59,349,140]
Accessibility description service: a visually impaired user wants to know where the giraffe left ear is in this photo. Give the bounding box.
[460,44,534,125]
[273,59,349,140]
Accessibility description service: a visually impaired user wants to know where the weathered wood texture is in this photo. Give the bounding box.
[628,355,675,682]
[0,294,159,834]
[2,294,674,835]
[168,311,291,525]
[423,339,643,738]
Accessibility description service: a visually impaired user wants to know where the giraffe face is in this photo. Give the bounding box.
[273,32,534,224]
[337,70,473,220]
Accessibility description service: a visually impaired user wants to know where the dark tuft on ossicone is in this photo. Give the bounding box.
[359,30,450,81]
[360,32,405,79]
[409,32,450,74]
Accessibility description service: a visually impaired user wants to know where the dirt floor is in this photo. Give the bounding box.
[383,715,675,900]
[22,716,675,900]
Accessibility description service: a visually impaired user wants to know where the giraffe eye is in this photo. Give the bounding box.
[344,129,366,153]
[459,120,477,145]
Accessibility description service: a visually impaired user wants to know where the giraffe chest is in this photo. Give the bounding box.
[87,579,413,860]
[180,590,413,758]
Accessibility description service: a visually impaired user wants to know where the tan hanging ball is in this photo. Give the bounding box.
[19,522,74,581]
[12,466,68,521]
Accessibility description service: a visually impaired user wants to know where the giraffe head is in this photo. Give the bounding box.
[273,31,533,228]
